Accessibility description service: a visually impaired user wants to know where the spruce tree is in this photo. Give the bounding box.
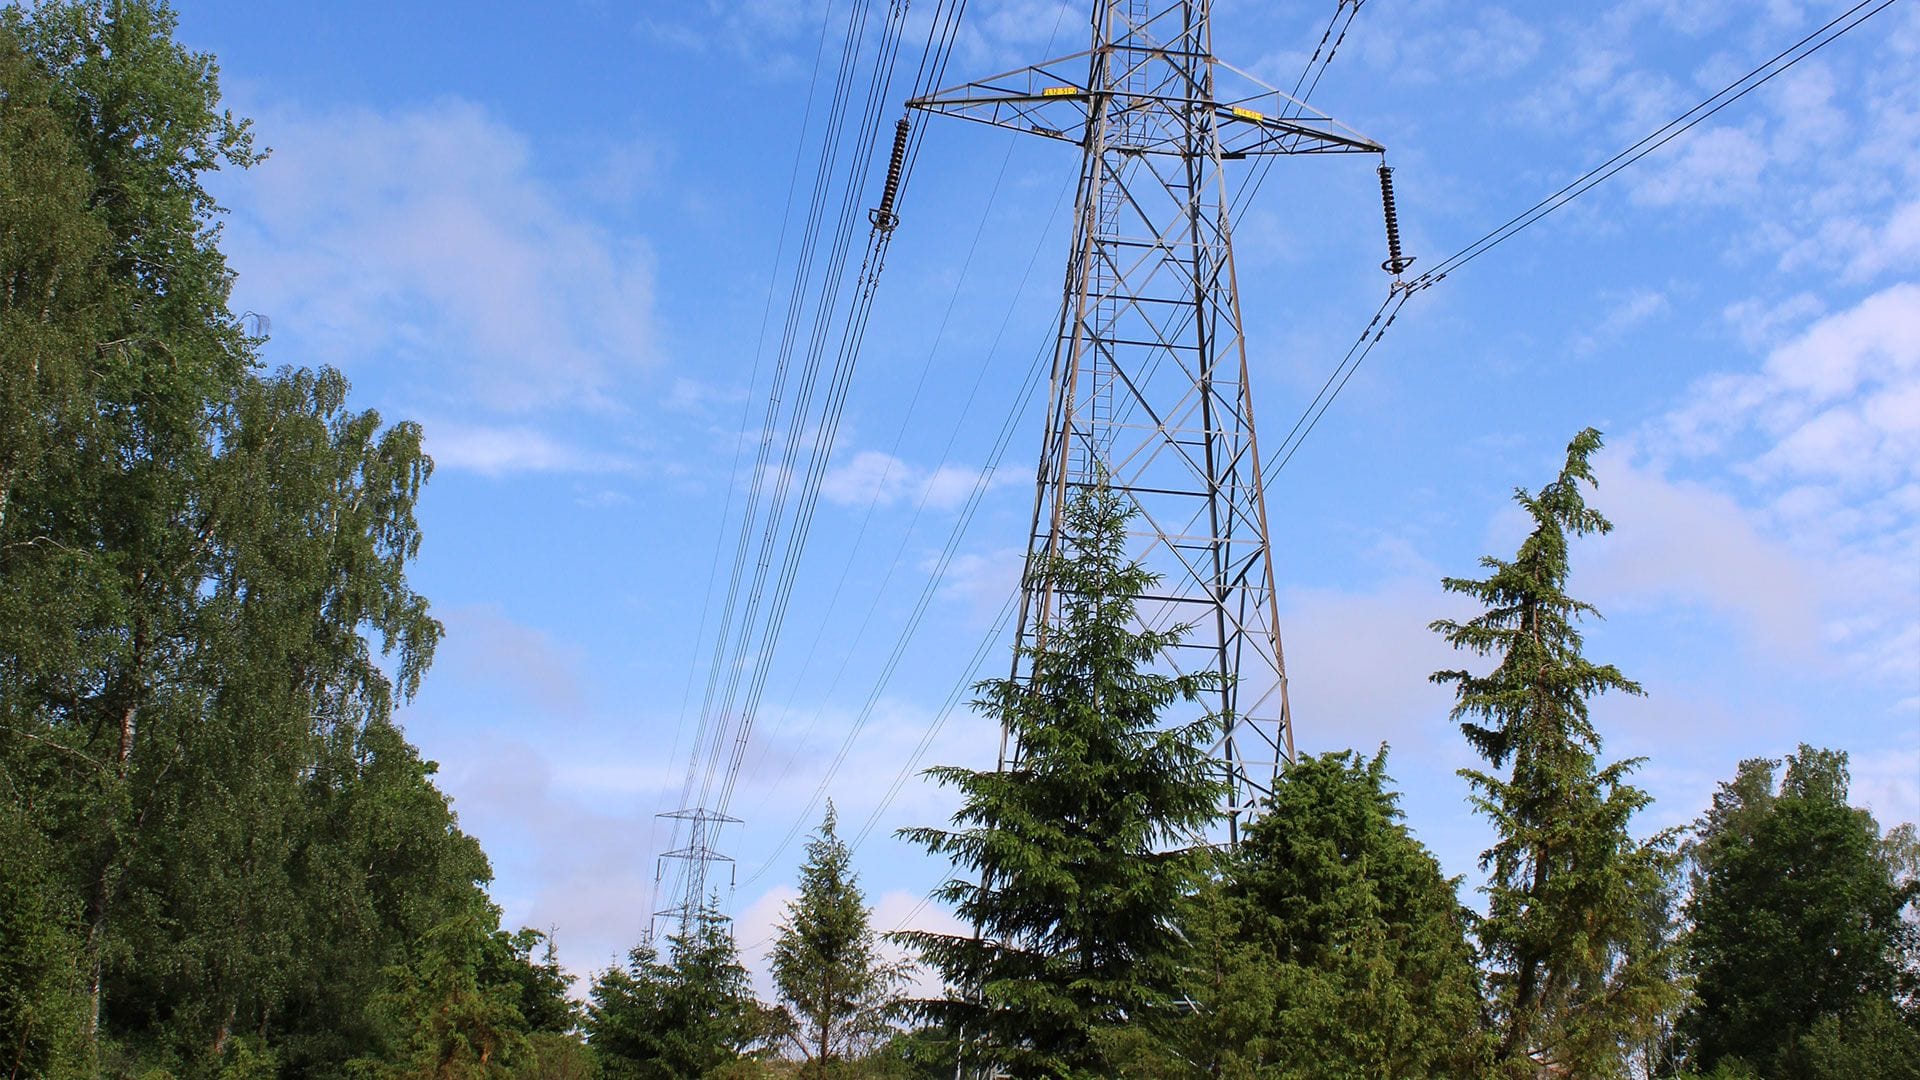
[897,484,1226,1079]
[1430,428,1678,1078]
[588,900,775,1079]
[1140,749,1489,1079]
[771,804,905,1075]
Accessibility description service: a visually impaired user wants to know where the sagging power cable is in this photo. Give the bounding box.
[1260,0,1901,478]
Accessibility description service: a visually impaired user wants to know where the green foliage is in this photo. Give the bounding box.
[486,930,581,1038]
[896,484,1227,1079]
[1431,428,1679,1078]
[1797,997,1920,1080]
[1114,749,1487,1079]
[213,1037,278,1080]
[858,1027,959,1079]
[354,917,533,1080]
[770,805,906,1074]
[0,4,570,1076]
[587,902,777,1079]
[510,1033,598,1080]
[0,803,89,1080]
[1681,747,1920,1078]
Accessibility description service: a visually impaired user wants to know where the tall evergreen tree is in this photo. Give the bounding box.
[771,804,905,1075]
[1681,746,1920,1078]
[1130,749,1489,1079]
[356,914,535,1080]
[1430,428,1678,1078]
[588,900,776,1079]
[897,484,1226,1079]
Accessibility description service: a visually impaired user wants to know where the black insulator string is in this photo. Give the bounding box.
[1377,163,1412,276]
[1262,0,1900,481]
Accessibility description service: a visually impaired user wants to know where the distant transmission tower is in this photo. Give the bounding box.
[651,806,739,937]
[910,0,1384,839]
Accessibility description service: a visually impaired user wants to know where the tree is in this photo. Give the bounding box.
[896,484,1227,1079]
[357,915,534,1080]
[1430,428,1678,1078]
[0,804,88,1080]
[1136,748,1488,1079]
[771,804,906,1075]
[1681,747,1920,1078]
[0,5,560,1075]
[588,901,776,1079]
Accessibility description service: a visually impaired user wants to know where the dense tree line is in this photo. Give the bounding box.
[0,3,579,1077]
[4,4,1915,1079]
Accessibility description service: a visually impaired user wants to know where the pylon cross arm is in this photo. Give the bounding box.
[906,51,1382,156]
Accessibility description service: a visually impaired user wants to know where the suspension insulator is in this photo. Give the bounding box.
[1377,163,1414,276]
[870,117,910,232]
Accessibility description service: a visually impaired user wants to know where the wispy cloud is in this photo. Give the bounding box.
[222,98,659,415]
[1572,287,1670,354]
[1651,283,1920,684]
[820,449,1008,512]
[424,419,637,477]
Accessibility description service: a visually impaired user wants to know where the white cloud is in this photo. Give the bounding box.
[437,604,590,713]
[1583,456,1821,656]
[1349,5,1544,86]
[1844,199,1920,282]
[820,449,1004,512]
[1650,284,1920,684]
[934,545,1024,621]
[1724,292,1824,350]
[424,419,635,477]
[1573,287,1669,354]
[1630,125,1770,206]
[411,730,672,983]
[1280,574,1473,760]
[1667,284,1920,464]
[223,99,658,414]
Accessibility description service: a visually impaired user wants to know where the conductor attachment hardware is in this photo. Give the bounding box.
[870,117,910,232]
[1377,163,1414,276]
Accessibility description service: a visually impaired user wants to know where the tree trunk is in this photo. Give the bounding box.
[83,621,147,1044]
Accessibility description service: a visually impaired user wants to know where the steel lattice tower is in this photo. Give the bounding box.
[910,0,1382,839]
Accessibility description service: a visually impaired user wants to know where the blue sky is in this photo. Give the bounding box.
[178,0,1919,990]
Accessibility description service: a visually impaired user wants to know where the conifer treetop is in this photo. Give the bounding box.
[1429,426,1642,767]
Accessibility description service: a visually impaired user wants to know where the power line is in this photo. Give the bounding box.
[1259,0,1901,479]
[1408,0,1900,292]
[715,0,1904,928]
[656,0,979,930]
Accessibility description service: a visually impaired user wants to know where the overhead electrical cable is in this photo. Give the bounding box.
[656,0,884,920]
[657,0,914,918]
[698,0,916,819]
[737,309,1058,887]
[799,0,1906,907]
[702,0,1900,925]
[738,150,1066,815]
[1257,0,1901,479]
[743,3,1347,884]
[734,0,1078,834]
[659,0,980,922]
[1407,0,1899,292]
[650,0,842,878]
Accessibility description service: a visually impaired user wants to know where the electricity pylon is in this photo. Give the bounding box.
[909,0,1382,840]
[651,806,738,938]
